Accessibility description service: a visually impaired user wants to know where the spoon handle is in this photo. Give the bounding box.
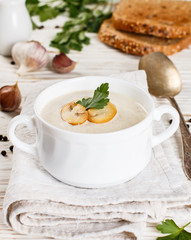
[169,97,191,180]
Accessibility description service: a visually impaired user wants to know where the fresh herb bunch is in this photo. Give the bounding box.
[26,0,113,53]
[156,219,191,239]
[77,83,109,109]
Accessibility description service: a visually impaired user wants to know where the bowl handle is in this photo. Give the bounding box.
[152,105,179,147]
[8,115,37,156]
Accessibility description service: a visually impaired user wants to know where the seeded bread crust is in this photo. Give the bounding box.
[98,19,191,56]
[112,0,191,39]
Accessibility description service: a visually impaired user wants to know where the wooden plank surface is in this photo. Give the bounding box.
[0,16,191,240]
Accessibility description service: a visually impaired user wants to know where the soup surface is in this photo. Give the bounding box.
[41,91,147,133]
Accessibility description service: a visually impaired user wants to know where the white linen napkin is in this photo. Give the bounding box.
[3,71,191,240]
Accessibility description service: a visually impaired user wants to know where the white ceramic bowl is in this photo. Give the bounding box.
[8,76,179,188]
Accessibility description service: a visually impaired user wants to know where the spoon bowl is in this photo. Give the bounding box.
[139,52,182,97]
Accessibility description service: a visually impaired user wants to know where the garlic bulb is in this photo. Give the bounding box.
[52,53,77,73]
[12,41,49,75]
[0,82,21,112]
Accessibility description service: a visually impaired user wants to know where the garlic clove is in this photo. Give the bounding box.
[52,53,77,74]
[0,82,21,112]
[12,41,49,75]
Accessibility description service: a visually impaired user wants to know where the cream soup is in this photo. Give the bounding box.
[41,91,147,133]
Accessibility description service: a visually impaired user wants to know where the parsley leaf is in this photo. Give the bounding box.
[77,83,109,109]
[26,0,40,17]
[156,219,191,240]
[38,5,60,22]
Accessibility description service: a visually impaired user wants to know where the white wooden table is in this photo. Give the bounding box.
[0,16,191,239]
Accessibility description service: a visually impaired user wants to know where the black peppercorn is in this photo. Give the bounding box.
[0,135,3,141]
[1,150,7,157]
[9,145,14,152]
[10,60,15,65]
[169,119,173,124]
[187,124,190,129]
[3,136,8,141]
[38,25,44,29]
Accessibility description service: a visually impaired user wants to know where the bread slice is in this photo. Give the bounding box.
[112,0,191,39]
[98,19,191,56]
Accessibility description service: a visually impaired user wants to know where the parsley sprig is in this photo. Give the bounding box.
[26,0,113,53]
[77,83,109,109]
[156,219,191,240]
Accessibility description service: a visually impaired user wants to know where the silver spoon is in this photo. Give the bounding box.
[139,52,191,180]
